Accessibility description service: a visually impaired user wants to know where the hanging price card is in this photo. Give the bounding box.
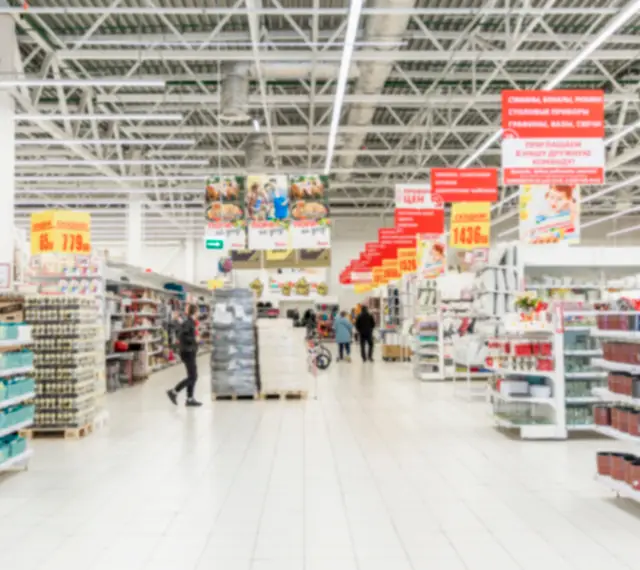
[397,248,417,274]
[372,267,386,287]
[449,202,491,250]
[382,259,401,281]
[31,211,91,255]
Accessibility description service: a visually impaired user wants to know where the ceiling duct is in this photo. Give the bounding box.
[220,64,250,122]
[245,133,266,172]
[337,0,415,181]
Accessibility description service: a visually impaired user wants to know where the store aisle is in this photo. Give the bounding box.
[2,356,640,570]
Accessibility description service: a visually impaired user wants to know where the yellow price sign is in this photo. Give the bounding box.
[450,202,491,250]
[372,267,386,287]
[207,279,224,290]
[382,259,401,281]
[31,211,91,255]
[397,248,417,274]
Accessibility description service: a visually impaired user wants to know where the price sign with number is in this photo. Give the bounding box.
[31,211,91,255]
[397,248,417,274]
[372,267,386,287]
[449,202,491,250]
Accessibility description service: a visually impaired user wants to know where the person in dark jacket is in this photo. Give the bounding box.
[355,306,376,363]
[166,304,202,407]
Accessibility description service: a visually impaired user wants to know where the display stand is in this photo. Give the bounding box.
[0,296,34,473]
[413,281,443,381]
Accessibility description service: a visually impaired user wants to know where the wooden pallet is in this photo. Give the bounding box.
[260,390,308,401]
[382,357,411,362]
[20,422,94,440]
[211,392,259,401]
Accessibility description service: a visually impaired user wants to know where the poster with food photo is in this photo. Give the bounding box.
[245,175,290,221]
[204,176,244,223]
[519,184,580,245]
[289,175,330,222]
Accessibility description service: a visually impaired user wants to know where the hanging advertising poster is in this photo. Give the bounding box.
[431,168,498,202]
[262,250,297,269]
[268,268,329,298]
[205,176,244,221]
[418,234,447,279]
[205,221,246,250]
[501,90,604,185]
[297,248,331,268]
[289,175,331,248]
[449,202,491,250]
[246,175,291,249]
[230,249,262,269]
[519,184,580,244]
[394,183,445,236]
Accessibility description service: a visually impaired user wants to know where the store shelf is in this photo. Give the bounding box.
[0,366,34,378]
[593,425,640,443]
[592,357,640,374]
[493,416,560,439]
[117,326,161,333]
[565,371,608,379]
[0,392,35,411]
[592,386,640,405]
[591,329,640,342]
[491,389,555,407]
[596,475,640,503]
[564,326,593,332]
[0,337,32,348]
[564,349,602,356]
[0,448,33,472]
[567,424,597,431]
[0,419,34,439]
[565,396,599,404]
[488,367,555,378]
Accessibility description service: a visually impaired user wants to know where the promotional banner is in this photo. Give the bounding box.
[205,221,246,250]
[268,268,329,298]
[31,211,91,255]
[289,175,331,249]
[501,90,605,185]
[394,183,445,235]
[449,202,491,250]
[519,184,580,244]
[248,220,290,250]
[431,168,498,202]
[382,259,401,282]
[372,267,386,287]
[230,249,262,269]
[246,175,291,250]
[298,248,331,268]
[398,248,417,274]
[418,234,446,279]
[263,249,297,269]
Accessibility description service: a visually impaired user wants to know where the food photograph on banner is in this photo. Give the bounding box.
[289,175,331,249]
[204,176,246,250]
[246,174,291,250]
[519,184,581,244]
[418,234,447,279]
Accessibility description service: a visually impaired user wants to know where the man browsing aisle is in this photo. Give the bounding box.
[355,306,376,363]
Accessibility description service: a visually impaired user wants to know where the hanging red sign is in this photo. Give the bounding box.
[431,168,498,202]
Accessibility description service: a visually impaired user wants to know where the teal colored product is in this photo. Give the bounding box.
[0,323,18,341]
[0,409,8,429]
[0,381,6,402]
[0,438,10,464]
[18,404,34,424]
[8,435,26,458]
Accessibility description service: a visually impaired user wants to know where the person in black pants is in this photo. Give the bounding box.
[166,304,202,407]
[355,306,376,363]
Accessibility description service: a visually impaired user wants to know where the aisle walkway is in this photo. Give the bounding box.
[2,355,640,570]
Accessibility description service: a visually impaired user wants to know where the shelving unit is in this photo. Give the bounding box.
[0,301,34,473]
[413,281,443,381]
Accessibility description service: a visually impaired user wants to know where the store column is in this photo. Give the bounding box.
[0,15,18,267]
[126,196,143,266]
[184,238,195,283]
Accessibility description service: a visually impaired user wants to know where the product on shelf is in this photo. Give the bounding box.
[25,296,103,432]
[315,301,339,339]
[210,289,257,398]
[0,296,34,472]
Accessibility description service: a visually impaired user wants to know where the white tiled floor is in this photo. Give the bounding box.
[3,355,640,569]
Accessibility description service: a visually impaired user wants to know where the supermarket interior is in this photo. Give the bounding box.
[6,1,640,569]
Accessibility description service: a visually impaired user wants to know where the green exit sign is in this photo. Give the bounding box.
[204,238,224,250]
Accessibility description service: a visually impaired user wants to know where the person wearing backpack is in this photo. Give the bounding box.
[166,304,202,407]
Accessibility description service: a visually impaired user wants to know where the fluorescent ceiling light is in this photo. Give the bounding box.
[323,0,364,175]
[498,226,518,237]
[16,159,209,166]
[16,188,201,195]
[15,113,183,122]
[607,222,640,237]
[581,204,640,229]
[1,78,165,88]
[461,131,502,168]
[71,39,405,48]
[253,119,260,132]
[17,175,205,182]
[605,118,640,145]
[14,138,196,146]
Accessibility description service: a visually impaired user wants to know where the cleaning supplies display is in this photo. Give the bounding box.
[0,298,34,472]
[257,318,309,395]
[25,296,103,430]
[210,289,257,397]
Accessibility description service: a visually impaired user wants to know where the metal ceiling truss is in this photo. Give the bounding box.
[6,0,640,243]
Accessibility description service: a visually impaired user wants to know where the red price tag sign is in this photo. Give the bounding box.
[31,211,91,255]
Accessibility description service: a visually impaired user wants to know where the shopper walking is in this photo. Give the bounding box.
[166,304,202,407]
[355,306,376,362]
[334,310,353,362]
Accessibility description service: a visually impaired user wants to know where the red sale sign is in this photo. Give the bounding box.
[394,183,445,236]
[431,168,498,202]
[501,90,605,185]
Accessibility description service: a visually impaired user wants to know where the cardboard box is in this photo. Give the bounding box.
[0,300,24,323]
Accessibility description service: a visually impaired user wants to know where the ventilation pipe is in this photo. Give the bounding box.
[245,133,266,172]
[337,0,415,180]
[220,64,250,122]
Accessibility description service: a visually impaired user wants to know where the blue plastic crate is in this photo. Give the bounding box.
[8,436,26,458]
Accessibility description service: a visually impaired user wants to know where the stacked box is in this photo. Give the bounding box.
[210,289,257,396]
[258,319,309,393]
